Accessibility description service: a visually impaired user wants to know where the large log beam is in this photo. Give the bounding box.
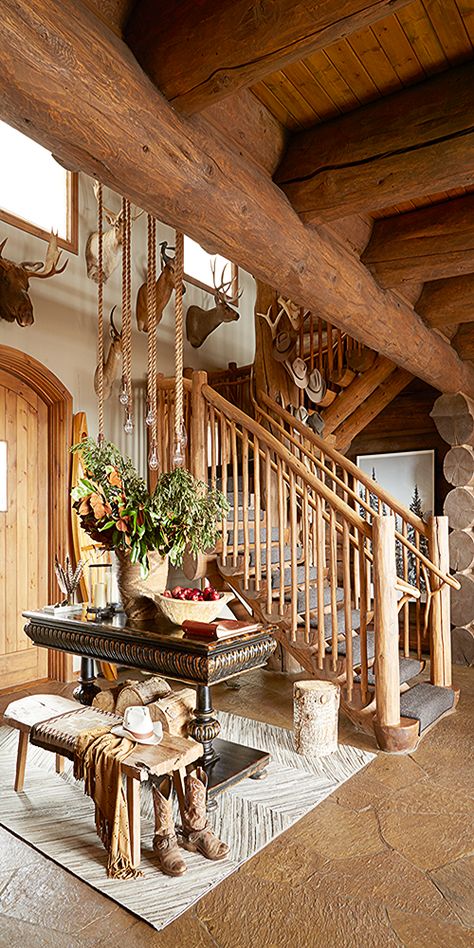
[276,62,474,223]
[416,274,474,329]
[362,196,474,288]
[335,369,413,453]
[453,325,474,362]
[2,0,474,400]
[125,0,411,114]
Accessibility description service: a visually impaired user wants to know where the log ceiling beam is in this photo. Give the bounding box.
[416,274,474,329]
[276,62,474,223]
[453,325,474,362]
[125,0,412,114]
[335,369,413,453]
[362,195,474,288]
[2,0,474,400]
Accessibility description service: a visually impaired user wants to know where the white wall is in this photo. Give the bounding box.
[0,174,256,446]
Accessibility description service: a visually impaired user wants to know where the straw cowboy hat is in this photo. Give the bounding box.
[272,330,297,363]
[306,368,327,404]
[111,705,163,745]
[284,356,308,389]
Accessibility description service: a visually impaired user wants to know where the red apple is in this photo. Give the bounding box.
[163,590,172,598]
[171,586,182,598]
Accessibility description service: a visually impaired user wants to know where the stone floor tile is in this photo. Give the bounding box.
[430,855,474,928]
[0,912,83,948]
[388,907,474,947]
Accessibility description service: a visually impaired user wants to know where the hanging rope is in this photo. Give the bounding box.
[146,214,158,469]
[174,231,184,463]
[96,182,105,445]
[121,197,133,433]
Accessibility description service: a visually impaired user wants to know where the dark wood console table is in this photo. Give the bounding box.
[23,609,276,799]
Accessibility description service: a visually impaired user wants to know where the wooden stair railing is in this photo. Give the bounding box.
[154,371,459,751]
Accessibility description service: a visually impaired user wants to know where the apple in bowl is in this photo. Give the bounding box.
[155,585,233,625]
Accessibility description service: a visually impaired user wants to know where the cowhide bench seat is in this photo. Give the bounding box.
[4,694,203,868]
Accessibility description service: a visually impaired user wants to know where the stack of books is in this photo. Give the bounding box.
[182,619,260,641]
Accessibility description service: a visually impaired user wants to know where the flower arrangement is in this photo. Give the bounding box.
[71,438,229,575]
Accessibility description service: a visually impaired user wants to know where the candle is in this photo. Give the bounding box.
[94,582,106,608]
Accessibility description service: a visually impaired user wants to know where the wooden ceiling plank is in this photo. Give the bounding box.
[125,0,414,113]
[347,25,404,94]
[416,273,474,328]
[371,14,427,84]
[397,0,449,74]
[422,0,473,64]
[303,50,360,114]
[275,61,474,222]
[323,38,380,103]
[3,0,474,401]
[362,194,474,287]
[262,71,320,128]
[282,60,340,121]
[456,0,474,47]
[252,82,303,131]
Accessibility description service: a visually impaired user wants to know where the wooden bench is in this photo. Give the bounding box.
[4,694,203,869]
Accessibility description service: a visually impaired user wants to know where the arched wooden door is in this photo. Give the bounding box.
[0,346,73,688]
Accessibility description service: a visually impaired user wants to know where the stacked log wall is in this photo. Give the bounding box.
[432,394,474,664]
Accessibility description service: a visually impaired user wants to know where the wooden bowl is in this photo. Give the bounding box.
[154,590,234,626]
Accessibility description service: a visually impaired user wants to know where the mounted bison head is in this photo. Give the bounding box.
[0,233,68,327]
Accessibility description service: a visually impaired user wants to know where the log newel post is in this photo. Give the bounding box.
[373,514,401,728]
[428,515,452,688]
[191,370,208,483]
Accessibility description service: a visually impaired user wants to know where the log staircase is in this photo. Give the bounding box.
[155,372,460,753]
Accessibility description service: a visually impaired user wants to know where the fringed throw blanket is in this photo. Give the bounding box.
[74,726,141,879]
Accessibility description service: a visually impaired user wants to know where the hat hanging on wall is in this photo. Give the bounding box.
[272,330,297,363]
[284,357,308,389]
[306,368,327,404]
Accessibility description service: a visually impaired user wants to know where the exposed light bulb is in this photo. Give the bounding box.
[119,385,129,406]
[145,407,156,427]
[173,442,185,468]
[179,420,188,447]
[148,442,159,470]
[124,412,134,435]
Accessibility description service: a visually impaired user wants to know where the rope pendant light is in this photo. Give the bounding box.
[146,214,159,470]
[120,197,134,434]
[173,230,186,468]
[96,182,105,446]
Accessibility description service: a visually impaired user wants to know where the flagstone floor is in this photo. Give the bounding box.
[0,663,473,948]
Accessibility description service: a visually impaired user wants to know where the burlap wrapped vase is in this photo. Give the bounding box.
[115,549,168,622]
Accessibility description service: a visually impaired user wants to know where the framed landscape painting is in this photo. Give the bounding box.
[356,449,435,521]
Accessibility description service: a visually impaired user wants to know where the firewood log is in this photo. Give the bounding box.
[444,445,474,487]
[444,487,474,530]
[146,689,196,738]
[114,676,172,715]
[450,573,474,627]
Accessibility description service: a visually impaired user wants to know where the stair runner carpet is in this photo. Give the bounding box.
[399,683,456,732]
[0,712,374,932]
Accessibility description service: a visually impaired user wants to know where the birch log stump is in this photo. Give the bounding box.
[293,680,340,757]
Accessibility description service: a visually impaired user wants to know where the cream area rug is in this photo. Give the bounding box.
[0,712,375,931]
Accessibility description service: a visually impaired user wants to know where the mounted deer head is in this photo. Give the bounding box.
[0,232,68,327]
[186,261,241,348]
[94,306,122,400]
[136,241,186,332]
[85,181,143,284]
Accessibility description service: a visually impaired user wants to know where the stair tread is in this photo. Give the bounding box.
[228,526,281,544]
[272,564,318,587]
[292,584,344,612]
[226,507,263,522]
[308,609,363,640]
[250,545,302,565]
[400,682,455,732]
[355,656,423,687]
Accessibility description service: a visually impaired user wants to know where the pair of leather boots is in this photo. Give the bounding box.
[152,766,229,876]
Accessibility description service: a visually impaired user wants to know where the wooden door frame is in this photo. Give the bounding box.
[0,345,74,682]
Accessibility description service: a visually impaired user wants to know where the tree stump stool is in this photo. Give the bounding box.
[293,680,340,757]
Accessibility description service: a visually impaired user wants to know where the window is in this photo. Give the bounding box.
[184,235,238,299]
[0,121,78,253]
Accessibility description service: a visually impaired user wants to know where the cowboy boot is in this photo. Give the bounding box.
[179,767,229,861]
[152,775,187,877]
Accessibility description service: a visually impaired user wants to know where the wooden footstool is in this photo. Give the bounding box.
[4,695,203,868]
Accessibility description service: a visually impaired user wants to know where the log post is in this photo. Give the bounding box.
[191,370,208,483]
[372,515,400,728]
[428,515,452,688]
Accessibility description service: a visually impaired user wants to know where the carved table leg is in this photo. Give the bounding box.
[188,684,221,768]
[73,657,100,705]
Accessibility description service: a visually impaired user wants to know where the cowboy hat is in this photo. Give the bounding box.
[272,330,297,363]
[111,705,163,745]
[306,368,327,404]
[284,356,308,389]
[307,411,324,436]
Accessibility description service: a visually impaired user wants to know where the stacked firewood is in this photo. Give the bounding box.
[431,394,474,665]
[92,675,195,738]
